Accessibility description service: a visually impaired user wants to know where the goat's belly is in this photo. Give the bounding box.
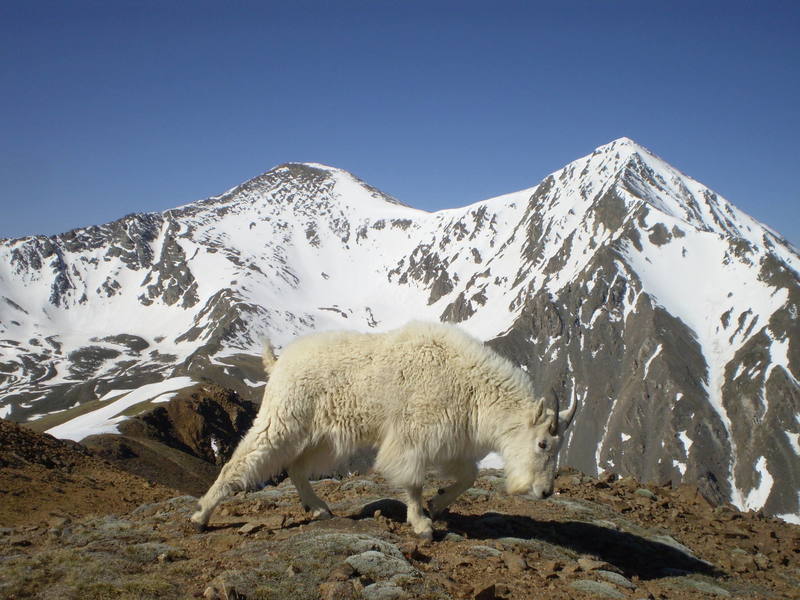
[311,411,381,450]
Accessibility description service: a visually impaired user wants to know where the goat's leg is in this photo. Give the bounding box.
[428,461,478,518]
[404,484,434,540]
[375,434,433,539]
[191,427,289,530]
[287,463,332,519]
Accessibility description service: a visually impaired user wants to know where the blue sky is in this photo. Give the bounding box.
[1,1,798,247]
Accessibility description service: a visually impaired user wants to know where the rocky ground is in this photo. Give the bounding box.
[0,419,176,527]
[1,420,799,599]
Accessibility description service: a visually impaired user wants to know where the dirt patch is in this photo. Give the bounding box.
[0,419,176,528]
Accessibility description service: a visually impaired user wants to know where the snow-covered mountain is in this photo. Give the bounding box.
[1,138,798,520]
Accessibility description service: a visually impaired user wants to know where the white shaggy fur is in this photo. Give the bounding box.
[191,321,577,538]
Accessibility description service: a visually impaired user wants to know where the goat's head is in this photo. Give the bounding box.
[503,394,578,499]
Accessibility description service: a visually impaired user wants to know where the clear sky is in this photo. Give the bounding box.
[1,1,798,247]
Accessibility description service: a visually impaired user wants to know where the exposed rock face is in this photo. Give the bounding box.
[82,384,258,495]
[139,220,200,308]
[119,383,256,464]
[0,139,798,521]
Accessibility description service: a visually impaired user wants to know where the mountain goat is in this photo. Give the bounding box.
[191,321,577,538]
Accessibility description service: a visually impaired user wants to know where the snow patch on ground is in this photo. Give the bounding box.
[595,399,615,474]
[766,334,799,386]
[98,388,135,402]
[785,431,800,456]
[151,391,180,404]
[678,430,693,454]
[777,513,800,525]
[643,344,662,379]
[478,452,504,469]
[46,377,195,442]
[744,456,773,511]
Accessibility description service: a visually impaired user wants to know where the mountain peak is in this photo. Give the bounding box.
[289,161,344,172]
[273,162,346,176]
[593,136,653,158]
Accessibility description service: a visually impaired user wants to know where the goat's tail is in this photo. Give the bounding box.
[262,339,278,375]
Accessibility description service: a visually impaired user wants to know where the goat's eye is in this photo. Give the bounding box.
[538,441,547,450]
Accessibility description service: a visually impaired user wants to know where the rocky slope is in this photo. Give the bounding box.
[1,422,798,600]
[0,138,798,520]
[0,419,176,528]
[80,382,258,496]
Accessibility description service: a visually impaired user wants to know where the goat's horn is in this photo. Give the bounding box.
[558,387,578,431]
[548,391,559,435]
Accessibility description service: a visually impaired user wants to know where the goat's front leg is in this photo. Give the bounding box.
[191,428,278,530]
[428,461,478,518]
[404,485,433,540]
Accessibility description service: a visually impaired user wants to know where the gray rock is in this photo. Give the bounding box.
[361,581,409,600]
[238,522,263,535]
[577,557,607,571]
[546,497,592,512]
[648,534,696,557]
[570,579,626,599]
[345,550,417,581]
[463,544,502,558]
[340,479,378,492]
[249,488,291,501]
[592,519,620,531]
[670,578,732,597]
[635,488,657,500]
[296,532,405,560]
[596,570,636,589]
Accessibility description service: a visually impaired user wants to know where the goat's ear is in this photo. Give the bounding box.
[530,400,544,426]
[547,408,558,436]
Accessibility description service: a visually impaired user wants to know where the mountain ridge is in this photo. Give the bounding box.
[1,138,797,522]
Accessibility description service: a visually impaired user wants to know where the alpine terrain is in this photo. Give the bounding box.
[1,137,798,522]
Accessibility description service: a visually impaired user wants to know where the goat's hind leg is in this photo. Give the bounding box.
[376,436,433,539]
[428,461,478,518]
[287,444,333,520]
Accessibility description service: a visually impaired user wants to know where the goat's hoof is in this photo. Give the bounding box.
[415,529,434,542]
[313,509,333,520]
[412,517,434,541]
[190,511,208,532]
